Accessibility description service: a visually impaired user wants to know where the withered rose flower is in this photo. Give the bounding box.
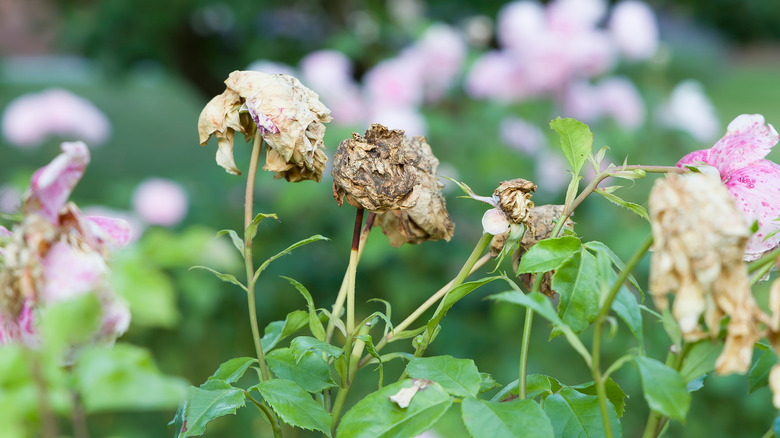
[198,71,332,182]
[649,173,761,374]
[495,179,536,224]
[377,136,454,247]
[332,124,421,212]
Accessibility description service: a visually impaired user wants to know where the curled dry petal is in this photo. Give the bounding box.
[24,141,90,224]
[198,71,332,181]
[332,124,420,212]
[649,173,761,374]
[494,178,537,224]
[377,136,454,246]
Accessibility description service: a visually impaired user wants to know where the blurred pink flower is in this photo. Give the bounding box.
[609,1,659,61]
[300,50,367,125]
[465,51,529,101]
[368,105,427,137]
[0,299,36,346]
[408,23,467,101]
[41,241,107,303]
[564,81,603,124]
[364,57,424,109]
[535,150,570,195]
[132,178,189,227]
[597,76,645,130]
[25,141,89,224]
[2,88,111,148]
[677,114,780,260]
[500,116,548,155]
[82,206,144,243]
[497,1,546,51]
[547,0,607,34]
[658,80,720,142]
[246,59,298,76]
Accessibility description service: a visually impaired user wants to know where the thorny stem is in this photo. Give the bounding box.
[244,133,270,382]
[592,234,654,438]
[361,253,491,367]
[326,213,375,343]
[346,208,365,336]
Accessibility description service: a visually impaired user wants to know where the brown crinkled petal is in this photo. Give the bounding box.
[378,136,454,246]
[507,205,573,299]
[332,124,421,212]
[649,173,759,374]
[197,89,246,175]
[495,179,536,225]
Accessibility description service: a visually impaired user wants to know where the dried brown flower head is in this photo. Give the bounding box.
[494,179,536,225]
[198,71,332,181]
[332,124,421,212]
[649,173,760,374]
[377,136,454,247]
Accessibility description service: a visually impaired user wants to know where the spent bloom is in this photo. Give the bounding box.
[649,172,760,374]
[677,114,780,260]
[0,142,131,346]
[2,88,111,148]
[459,178,536,235]
[132,178,189,227]
[198,71,332,181]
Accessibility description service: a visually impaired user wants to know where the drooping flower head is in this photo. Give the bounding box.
[677,114,780,260]
[198,71,332,182]
[0,142,131,346]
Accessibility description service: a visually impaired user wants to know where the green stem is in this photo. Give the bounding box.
[247,392,282,438]
[748,245,780,275]
[761,427,775,438]
[330,386,351,434]
[751,262,774,286]
[346,208,364,336]
[592,234,654,438]
[244,133,270,382]
[519,307,533,399]
[30,354,58,438]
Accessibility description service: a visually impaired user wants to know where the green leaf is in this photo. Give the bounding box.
[611,286,643,348]
[749,348,777,393]
[479,373,500,393]
[680,341,722,384]
[488,292,592,365]
[542,387,621,438]
[254,235,329,282]
[245,213,279,243]
[661,308,682,348]
[551,250,600,334]
[266,348,336,393]
[583,241,642,296]
[282,276,326,341]
[216,229,244,256]
[75,343,188,413]
[171,379,245,438]
[426,277,500,339]
[525,375,563,400]
[112,254,180,328]
[594,189,649,221]
[260,311,309,353]
[189,266,247,292]
[405,356,482,398]
[550,117,593,176]
[290,336,343,360]
[252,379,332,437]
[516,236,581,274]
[571,379,627,418]
[40,294,101,351]
[634,356,690,421]
[462,397,554,438]
[209,357,257,384]
[336,380,452,438]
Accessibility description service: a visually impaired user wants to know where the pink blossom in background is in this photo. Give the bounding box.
[363,57,424,109]
[246,60,298,76]
[497,1,546,52]
[1,88,111,148]
[547,0,607,34]
[99,297,131,341]
[132,178,189,227]
[368,104,427,137]
[0,300,36,346]
[41,241,107,303]
[465,51,528,101]
[677,114,780,260]
[597,76,645,130]
[609,0,659,61]
[535,150,570,195]
[499,116,548,155]
[25,141,90,224]
[564,81,603,124]
[658,80,720,142]
[407,23,467,101]
[0,185,21,214]
[300,50,366,125]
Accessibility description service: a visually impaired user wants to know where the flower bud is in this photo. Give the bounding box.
[332,124,420,212]
[494,178,536,225]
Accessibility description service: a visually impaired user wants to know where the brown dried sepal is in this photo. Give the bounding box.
[377,136,454,246]
[649,173,759,374]
[332,124,421,212]
[495,179,536,225]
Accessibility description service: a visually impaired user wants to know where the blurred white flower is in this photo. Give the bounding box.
[609,1,659,61]
[2,88,111,148]
[657,80,720,142]
[368,105,427,137]
[500,116,548,155]
[246,60,297,76]
[132,178,189,227]
[547,0,607,33]
[497,1,546,51]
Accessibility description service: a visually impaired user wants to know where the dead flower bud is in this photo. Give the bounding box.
[198,71,332,181]
[332,124,421,212]
[377,136,454,247]
[494,178,536,224]
[649,173,760,374]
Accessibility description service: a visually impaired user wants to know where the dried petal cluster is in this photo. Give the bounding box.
[198,71,332,182]
[377,136,454,246]
[649,173,760,374]
[0,142,131,346]
[494,178,536,224]
[332,124,420,212]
